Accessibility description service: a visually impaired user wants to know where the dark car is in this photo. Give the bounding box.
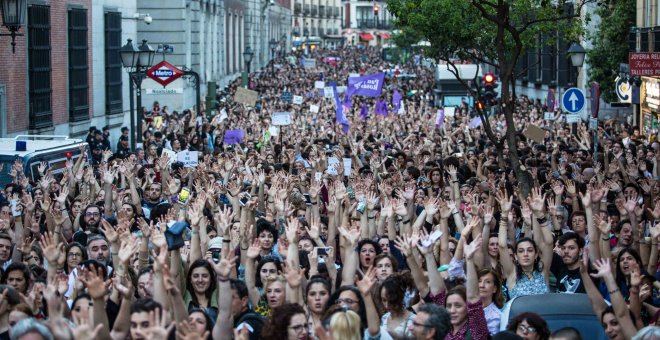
[499,293,607,339]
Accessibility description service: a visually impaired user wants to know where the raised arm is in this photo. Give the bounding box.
[395,233,429,298]
[210,253,239,340]
[356,267,381,337]
[244,239,262,307]
[465,234,483,303]
[591,258,638,339]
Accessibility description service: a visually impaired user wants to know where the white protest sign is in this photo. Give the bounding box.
[337,86,347,94]
[268,126,279,136]
[349,73,360,78]
[161,148,176,165]
[444,106,456,117]
[566,114,581,124]
[272,112,292,126]
[310,105,320,113]
[324,87,334,98]
[544,112,554,120]
[343,158,352,176]
[177,150,199,168]
[315,81,325,89]
[327,157,340,176]
[293,95,303,105]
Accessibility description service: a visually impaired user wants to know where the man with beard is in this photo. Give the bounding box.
[141,182,167,220]
[550,233,597,293]
[72,205,103,246]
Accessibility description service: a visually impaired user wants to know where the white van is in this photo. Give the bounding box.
[0,135,88,187]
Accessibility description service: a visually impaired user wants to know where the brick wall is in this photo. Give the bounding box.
[0,0,92,135]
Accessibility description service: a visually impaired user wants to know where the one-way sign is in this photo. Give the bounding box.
[561,87,585,114]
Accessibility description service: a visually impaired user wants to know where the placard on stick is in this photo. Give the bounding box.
[234,88,258,106]
[524,124,546,144]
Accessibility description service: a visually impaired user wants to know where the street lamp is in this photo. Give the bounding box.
[269,38,277,59]
[0,0,26,53]
[243,46,254,74]
[119,38,155,150]
[567,42,586,135]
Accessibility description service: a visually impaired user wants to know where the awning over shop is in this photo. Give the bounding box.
[379,32,391,39]
[359,32,374,41]
[323,35,343,40]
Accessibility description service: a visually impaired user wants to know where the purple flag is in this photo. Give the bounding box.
[346,73,385,98]
[392,90,402,113]
[360,102,369,120]
[375,99,388,116]
[435,109,445,128]
[332,84,350,133]
[468,116,482,129]
[224,129,244,144]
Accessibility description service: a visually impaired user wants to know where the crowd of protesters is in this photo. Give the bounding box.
[1,45,660,340]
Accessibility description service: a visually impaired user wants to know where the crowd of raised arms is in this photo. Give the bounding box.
[1,45,660,340]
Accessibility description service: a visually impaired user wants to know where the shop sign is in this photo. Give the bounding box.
[630,53,660,76]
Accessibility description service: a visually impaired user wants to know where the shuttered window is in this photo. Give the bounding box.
[68,8,89,122]
[28,5,52,129]
[105,11,123,115]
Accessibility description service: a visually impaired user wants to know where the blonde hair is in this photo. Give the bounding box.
[329,310,362,340]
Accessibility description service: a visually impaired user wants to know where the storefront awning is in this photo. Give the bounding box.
[359,32,374,41]
[379,32,391,39]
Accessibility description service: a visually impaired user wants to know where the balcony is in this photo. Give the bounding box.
[356,19,391,30]
[294,3,302,15]
[319,5,325,17]
[304,4,310,14]
[326,6,332,17]
[318,27,325,36]
[334,7,340,17]
[312,5,318,16]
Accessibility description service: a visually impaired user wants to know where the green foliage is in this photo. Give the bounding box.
[390,29,424,49]
[385,0,585,75]
[587,0,635,103]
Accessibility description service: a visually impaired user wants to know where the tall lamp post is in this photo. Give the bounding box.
[0,0,27,53]
[119,39,155,150]
[243,46,254,88]
[567,42,586,136]
[269,38,277,59]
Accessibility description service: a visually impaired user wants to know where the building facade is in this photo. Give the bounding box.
[0,0,289,143]
[291,0,342,51]
[633,0,660,136]
[341,0,392,46]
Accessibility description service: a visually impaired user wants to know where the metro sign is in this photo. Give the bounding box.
[146,61,184,87]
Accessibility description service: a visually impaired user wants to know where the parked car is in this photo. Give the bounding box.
[0,135,88,187]
[499,293,607,339]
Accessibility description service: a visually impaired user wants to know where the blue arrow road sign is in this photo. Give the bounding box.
[562,87,585,114]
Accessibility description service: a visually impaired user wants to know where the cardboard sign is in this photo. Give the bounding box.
[315,81,326,89]
[524,124,546,144]
[544,112,554,120]
[293,95,303,105]
[272,112,292,126]
[224,130,244,144]
[268,126,279,137]
[234,88,258,106]
[303,58,316,68]
[310,105,320,113]
[177,151,199,168]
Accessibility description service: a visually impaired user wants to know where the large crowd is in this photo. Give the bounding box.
[0,45,658,340]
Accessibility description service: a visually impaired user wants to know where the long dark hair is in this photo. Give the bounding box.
[255,256,282,289]
[186,259,217,305]
[514,237,542,280]
[324,286,367,332]
[261,303,306,340]
[615,247,643,287]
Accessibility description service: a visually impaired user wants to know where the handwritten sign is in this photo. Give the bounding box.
[314,81,326,89]
[544,112,554,120]
[272,112,292,126]
[177,151,199,168]
[343,158,352,176]
[293,95,303,105]
[303,58,316,68]
[327,157,340,176]
[310,105,320,113]
[566,114,581,124]
[234,88,258,106]
[224,130,244,144]
[444,107,456,117]
[281,91,293,103]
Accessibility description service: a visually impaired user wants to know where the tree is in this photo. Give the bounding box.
[385,0,593,196]
[587,0,635,103]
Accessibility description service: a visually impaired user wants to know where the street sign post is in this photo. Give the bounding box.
[546,88,555,111]
[590,82,600,156]
[146,61,184,87]
[561,87,585,114]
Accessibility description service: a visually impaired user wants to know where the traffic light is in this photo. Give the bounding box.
[481,72,497,102]
[374,5,379,15]
[476,100,484,111]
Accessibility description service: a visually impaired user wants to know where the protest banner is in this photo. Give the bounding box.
[234,88,258,106]
[224,130,244,144]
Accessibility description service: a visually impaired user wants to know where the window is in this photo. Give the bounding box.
[28,5,52,129]
[68,8,89,122]
[105,11,123,115]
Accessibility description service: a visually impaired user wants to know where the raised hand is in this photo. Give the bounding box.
[100,219,119,244]
[483,205,494,225]
[79,266,108,299]
[593,214,612,236]
[355,266,377,295]
[338,225,360,246]
[39,231,65,267]
[624,192,639,214]
[465,234,483,260]
[207,252,239,279]
[424,196,440,217]
[495,189,513,213]
[72,312,104,340]
[285,217,300,243]
[528,187,546,216]
[283,259,306,288]
[246,239,261,259]
[393,234,413,257]
[590,258,613,279]
[176,320,210,340]
[118,237,139,265]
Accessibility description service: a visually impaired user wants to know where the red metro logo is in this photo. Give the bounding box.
[146,61,184,87]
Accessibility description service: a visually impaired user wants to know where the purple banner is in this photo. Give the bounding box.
[360,102,369,120]
[393,90,402,113]
[346,73,385,98]
[224,129,244,144]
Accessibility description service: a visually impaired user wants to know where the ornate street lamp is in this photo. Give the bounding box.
[0,0,27,53]
[567,43,586,68]
[138,39,155,69]
[119,39,139,71]
[243,46,254,74]
[269,38,277,59]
